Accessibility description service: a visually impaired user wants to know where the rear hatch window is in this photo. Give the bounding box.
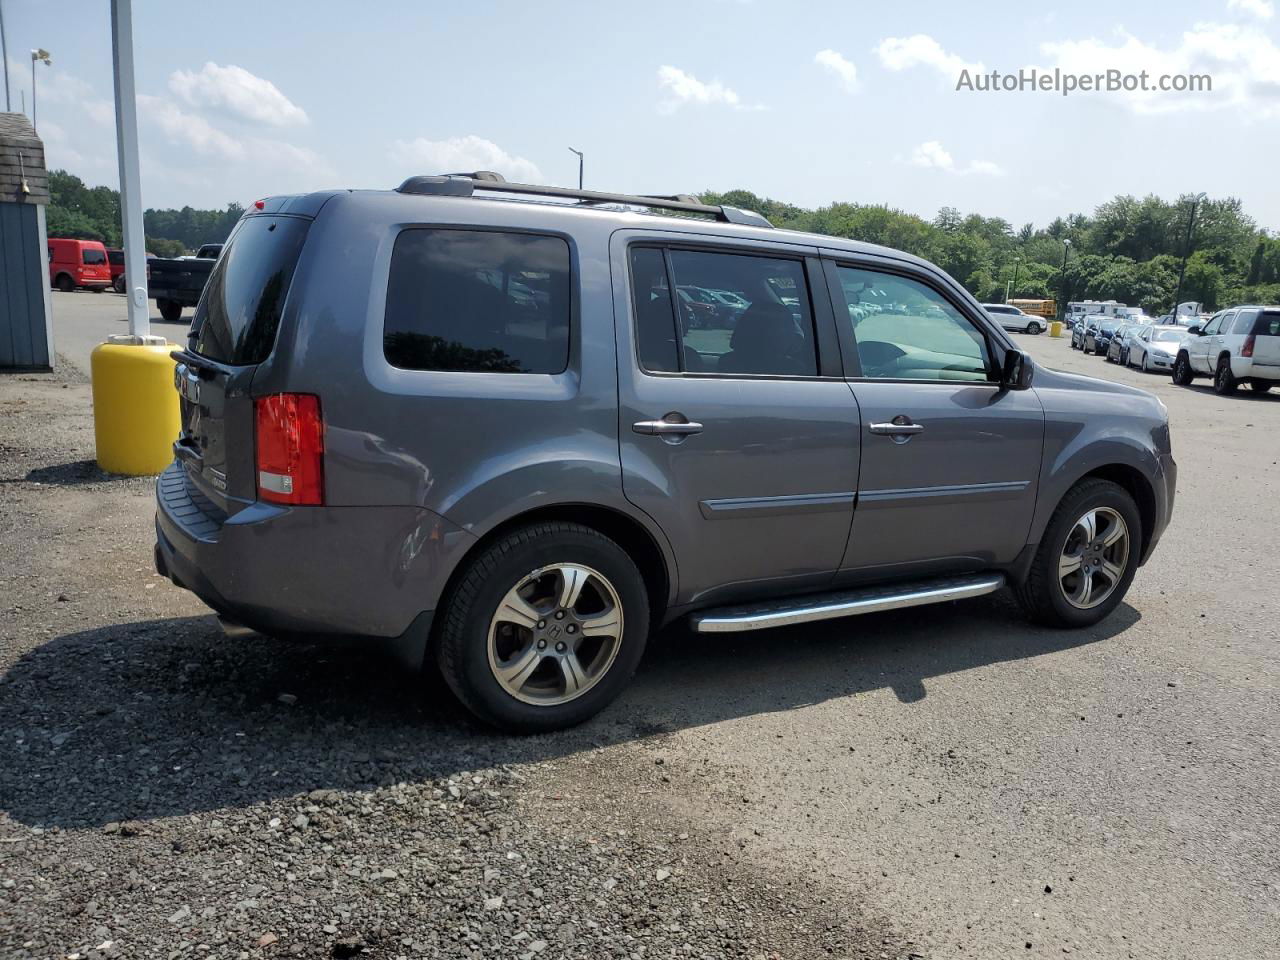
[193,215,310,365]
[1251,311,1280,337]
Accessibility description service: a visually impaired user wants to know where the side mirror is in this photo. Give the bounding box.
[1187,325,1201,335]
[1000,349,1034,390]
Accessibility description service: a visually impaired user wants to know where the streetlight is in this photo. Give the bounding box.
[568,147,583,189]
[30,48,51,130]
[1058,239,1071,321]
[1171,191,1207,319]
[1005,255,1021,304]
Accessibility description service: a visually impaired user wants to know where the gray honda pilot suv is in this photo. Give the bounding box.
[156,173,1176,732]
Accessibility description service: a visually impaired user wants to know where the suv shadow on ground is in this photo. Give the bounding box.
[0,595,1138,829]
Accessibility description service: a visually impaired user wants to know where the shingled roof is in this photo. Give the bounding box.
[0,113,49,205]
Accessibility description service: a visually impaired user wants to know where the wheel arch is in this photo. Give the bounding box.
[1076,463,1156,562]
[432,502,676,642]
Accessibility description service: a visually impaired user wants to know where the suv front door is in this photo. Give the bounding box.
[612,235,858,607]
[824,257,1044,578]
[1188,312,1230,373]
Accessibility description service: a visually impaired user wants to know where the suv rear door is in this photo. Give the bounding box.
[822,255,1044,577]
[612,233,858,607]
[173,212,311,513]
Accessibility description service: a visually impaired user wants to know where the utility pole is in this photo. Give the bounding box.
[568,147,583,189]
[1171,192,1207,317]
[1,0,11,111]
[1058,240,1071,321]
[110,0,150,337]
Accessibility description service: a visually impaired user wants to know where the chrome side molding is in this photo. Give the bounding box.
[690,573,1006,633]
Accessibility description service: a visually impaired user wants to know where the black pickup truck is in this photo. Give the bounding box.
[148,243,223,323]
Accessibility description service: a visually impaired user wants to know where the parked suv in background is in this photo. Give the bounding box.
[982,303,1045,335]
[1173,306,1280,394]
[155,173,1176,732]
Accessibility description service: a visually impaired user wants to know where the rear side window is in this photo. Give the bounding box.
[384,229,571,374]
[108,250,124,266]
[81,247,106,265]
[658,249,817,376]
[194,216,310,365]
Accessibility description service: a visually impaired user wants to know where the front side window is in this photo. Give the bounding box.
[836,266,990,381]
[81,247,106,265]
[665,250,816,376]
[384,229,571,374]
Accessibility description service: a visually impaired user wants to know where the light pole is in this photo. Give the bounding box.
[1058,239,1071,321]
[1171,191,1207,318]
[1005,256,1021,304]
[1,0,11,111]
[30,48,51,130]
[568,147,583,189]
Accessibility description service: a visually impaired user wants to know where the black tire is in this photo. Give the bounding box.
[1016,478,1142,628]
[435,522,650,733]
[1251,381,1273,394]
[158,299,183,323]
[113,276,126,293]
[55,274,74,293]
[1213,355,1238,395]
[1172,352,1194,385]
[1140,353,1149,373]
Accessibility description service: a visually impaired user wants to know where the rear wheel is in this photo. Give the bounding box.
[1016,479,1141,628]
[1172,353,1194,385]
[435,522,650,733]
[1214,355,1238,395]
[158,299,183,323]
[55,274,74,293]
[113,276,125,293]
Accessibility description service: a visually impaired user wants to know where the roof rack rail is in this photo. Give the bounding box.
[394,173,773,228]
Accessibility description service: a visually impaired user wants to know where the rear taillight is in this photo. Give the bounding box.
[254,393,324,505]
[1242,335,1255,358]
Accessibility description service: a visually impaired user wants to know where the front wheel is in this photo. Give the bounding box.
[1172,353,1194,385]
[1214,356,1238,395]
[435,522,650,733]
[1016,478,1141,628]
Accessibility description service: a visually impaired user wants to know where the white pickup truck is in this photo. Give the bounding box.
[1172,306,1280,394]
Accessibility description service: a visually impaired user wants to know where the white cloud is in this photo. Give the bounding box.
[169,62,308,126]
[911,140,953,170]
[390,135,543,183]
[656,65,742,113]
[909,141,1004,176]
[815,49,859,93]
[877,34,984,78]
[1038,21,1280,116]
[139,95,245,160]
[1228,0,1274,20]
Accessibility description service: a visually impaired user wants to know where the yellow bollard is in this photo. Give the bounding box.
[90,337,181,475]
[1050,321,1063,338]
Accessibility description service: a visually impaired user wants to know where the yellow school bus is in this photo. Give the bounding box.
[1009,298,1057,319]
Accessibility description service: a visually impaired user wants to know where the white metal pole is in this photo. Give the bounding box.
[110,0,150,338]
[0,1,11,112]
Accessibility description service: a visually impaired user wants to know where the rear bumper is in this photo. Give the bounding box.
[1232,357,1280,381]
[149,286,202,305]
[154,461,475,638]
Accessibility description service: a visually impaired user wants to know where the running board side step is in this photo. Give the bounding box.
[690,573,1006,634]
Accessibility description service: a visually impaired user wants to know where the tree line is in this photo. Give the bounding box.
[45,170,244,258]
[45,167,1280,310]
[701,189,1280,313]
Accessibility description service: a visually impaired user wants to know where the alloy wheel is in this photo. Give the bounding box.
[1058,507,1129,609]
[487,563,624,706]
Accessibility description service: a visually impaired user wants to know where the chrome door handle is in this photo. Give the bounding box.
[633,419,703,436]
[869,421,924,436]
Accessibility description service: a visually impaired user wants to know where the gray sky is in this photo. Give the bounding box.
[4,0,1278,229]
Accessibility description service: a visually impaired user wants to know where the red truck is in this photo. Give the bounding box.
[47,238,112,292]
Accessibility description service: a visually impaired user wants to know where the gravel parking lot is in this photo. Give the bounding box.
[2,296,1277,959]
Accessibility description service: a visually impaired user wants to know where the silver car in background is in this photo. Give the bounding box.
[1127,325,1189,373]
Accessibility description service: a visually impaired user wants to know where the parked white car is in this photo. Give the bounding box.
[982,303,1046,334]
[1126,325,1189,373]
[1172,306,1280,394]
